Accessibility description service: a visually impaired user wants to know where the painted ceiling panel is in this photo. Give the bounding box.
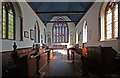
[27,2,94,26]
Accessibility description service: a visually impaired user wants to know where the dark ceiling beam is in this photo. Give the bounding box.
[36,11,86,14]
[43,21,79,23]
[79,3,87,10]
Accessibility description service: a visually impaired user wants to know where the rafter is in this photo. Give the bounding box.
[36,11,86,14]
[43,21,79,23]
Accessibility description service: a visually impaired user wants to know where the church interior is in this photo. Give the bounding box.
[0,0,120,78]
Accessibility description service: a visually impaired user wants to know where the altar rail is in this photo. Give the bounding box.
[52,45,67,49]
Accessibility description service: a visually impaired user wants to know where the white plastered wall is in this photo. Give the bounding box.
[76,2,118,52]
[1,2,46,52]
[76,2,101,47]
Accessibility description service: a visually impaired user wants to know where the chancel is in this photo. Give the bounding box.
[1,1,120,78]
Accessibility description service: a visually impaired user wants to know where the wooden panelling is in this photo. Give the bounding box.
[87,46,117,75]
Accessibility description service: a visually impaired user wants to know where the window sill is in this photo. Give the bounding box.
[2,38,15,41]
[100,38,118,42]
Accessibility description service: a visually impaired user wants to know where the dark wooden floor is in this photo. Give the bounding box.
[44,53,81,76]
[37,50,120,78]
[38,51,95,78]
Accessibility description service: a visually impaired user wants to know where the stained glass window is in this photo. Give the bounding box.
[44,29,46,43]
[34,21,40,43]
[105,2,118,40]
[114,4,118,38]
[8,9,14,39]
[53,17,69,43]
[106,8,112,39]
[2,5,7,39]
[2,2,15,40]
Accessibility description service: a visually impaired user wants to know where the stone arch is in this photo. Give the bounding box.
[12,2,23,41]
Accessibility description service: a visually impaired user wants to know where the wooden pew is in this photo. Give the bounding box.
[27,45,53,77]
[67,47,82,62]
[2,48,30,77]
[2,42,53,78]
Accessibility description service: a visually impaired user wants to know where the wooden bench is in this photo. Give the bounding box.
[67,47,82,63]
[2,48,30,77]
[2,42,53,77]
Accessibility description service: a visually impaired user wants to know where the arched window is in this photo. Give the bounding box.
[82,20,87,43]
[34,21,40,43]
[2,2,15,40]
[52,17,69,43]
[44,29,46,43]
[105,2,118,40]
